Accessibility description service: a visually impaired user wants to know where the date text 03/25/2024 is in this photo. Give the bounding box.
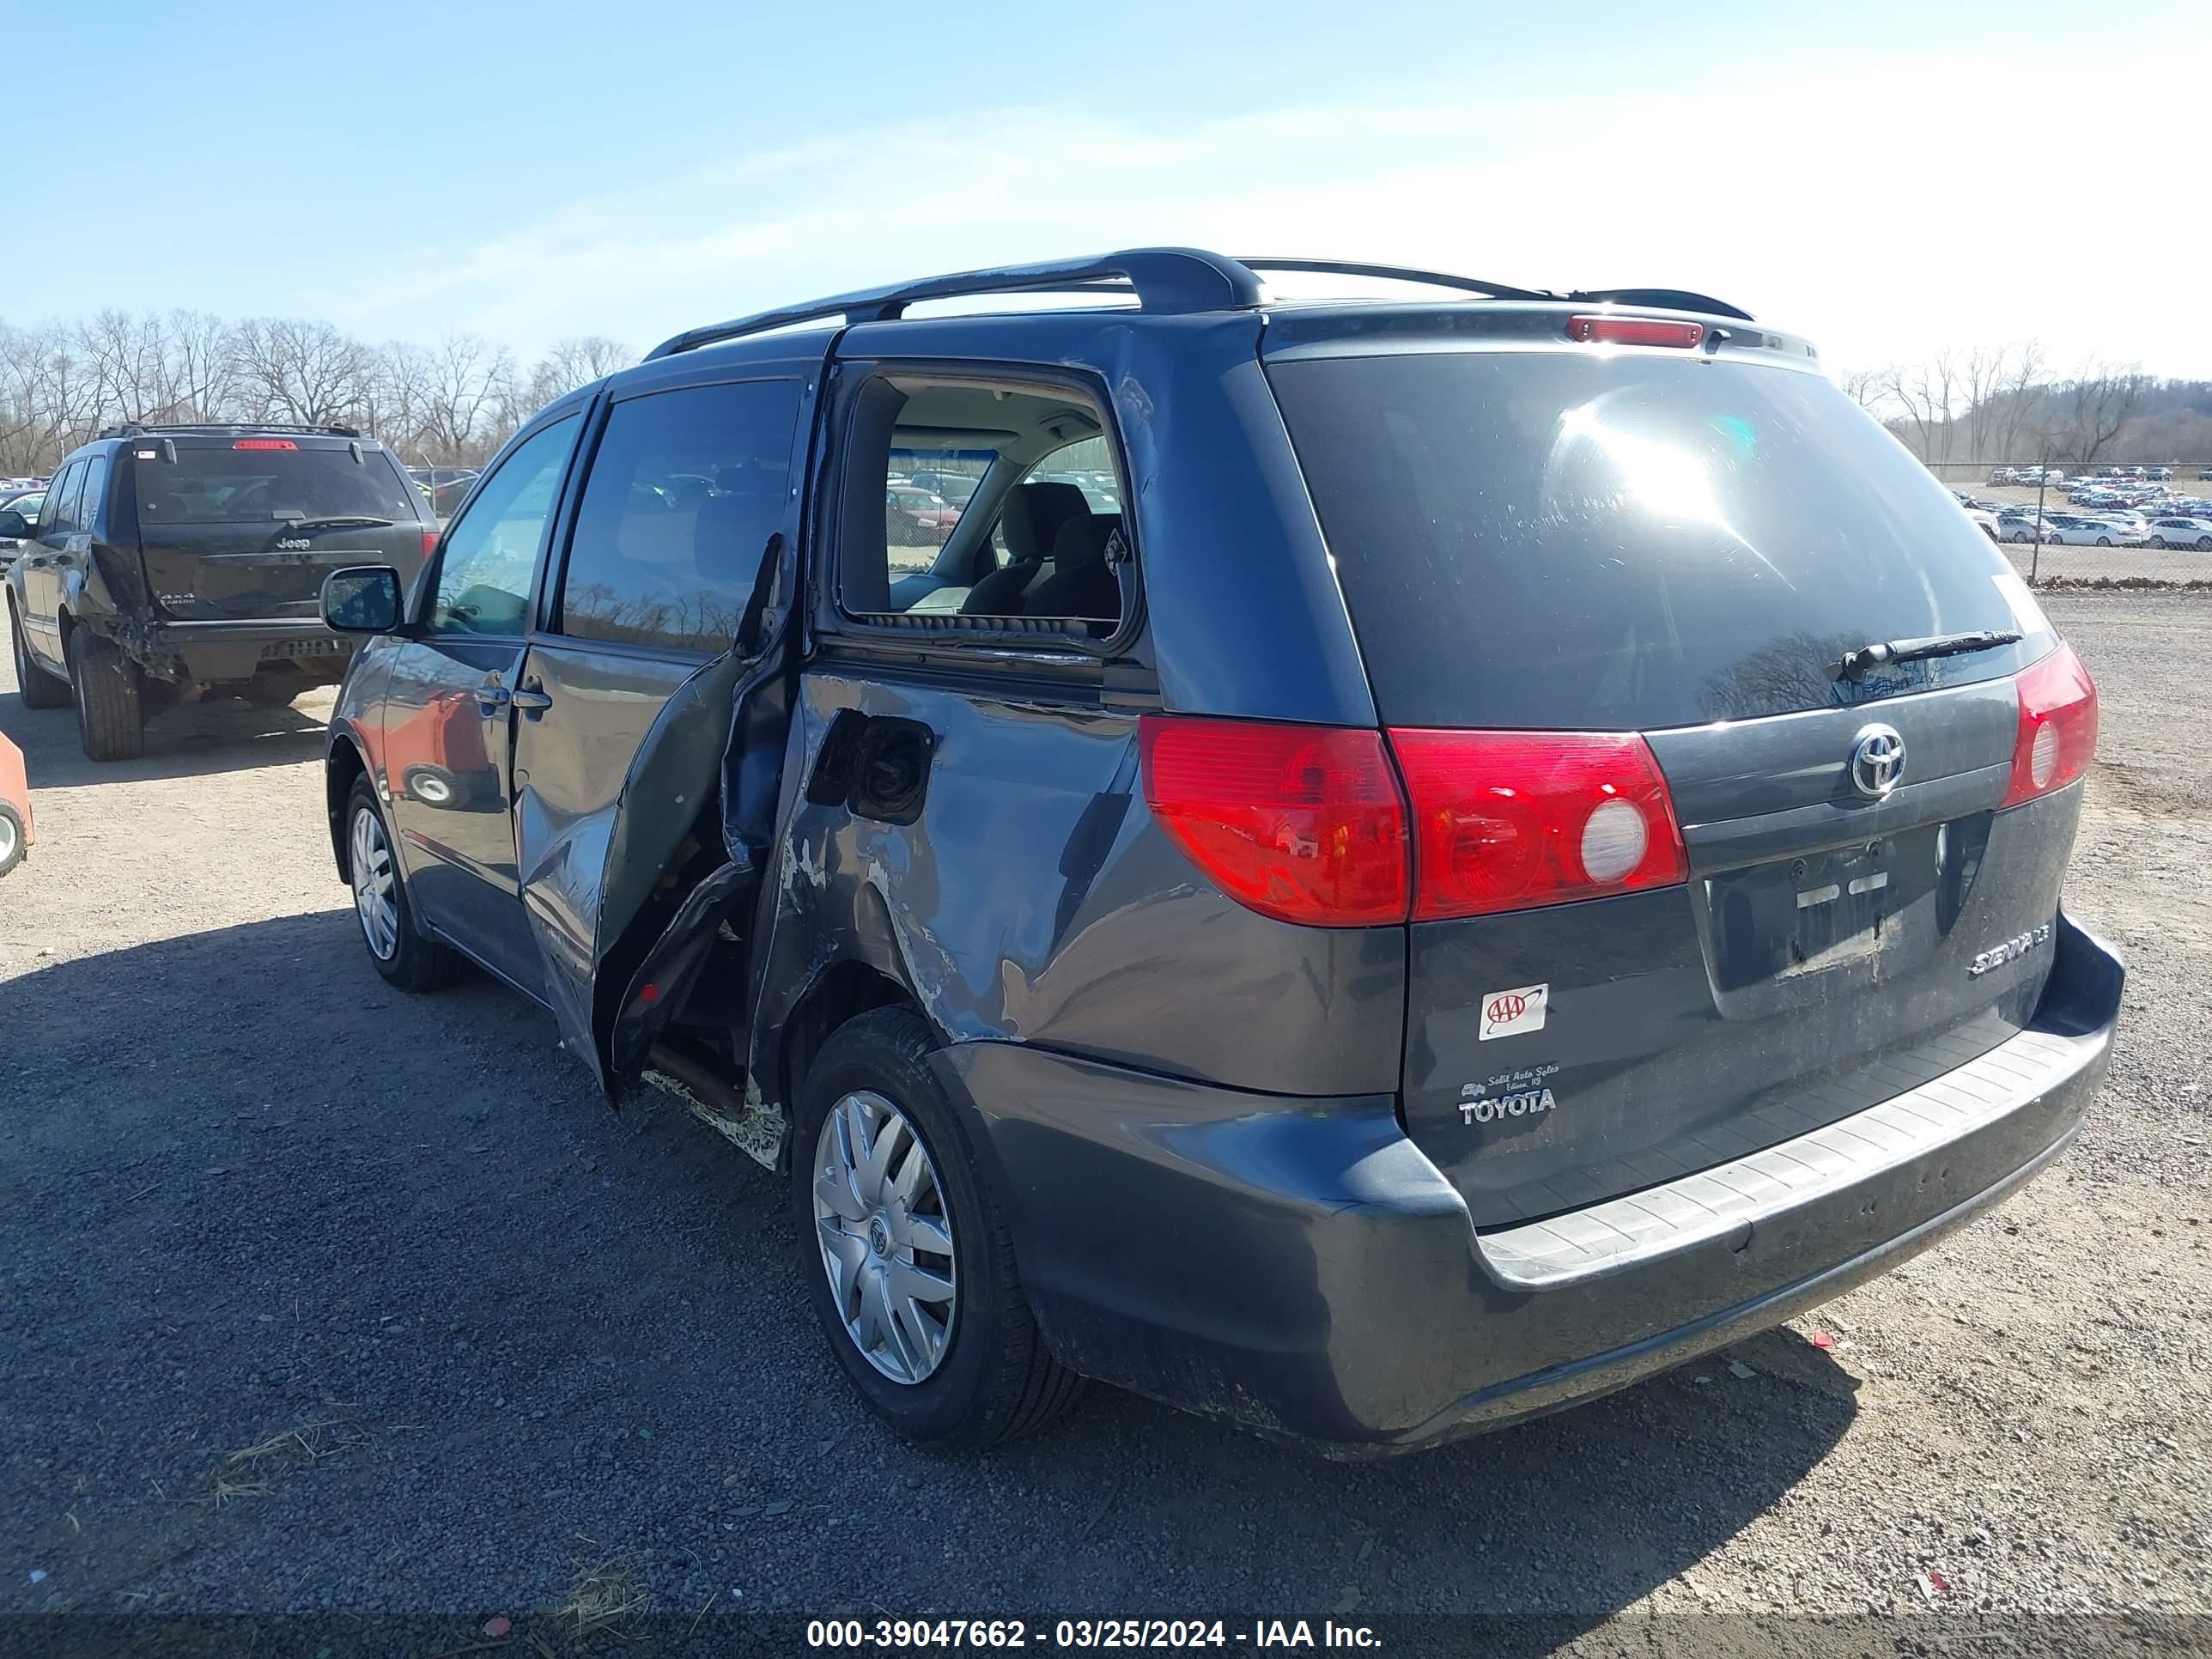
[805,1619,1381,1649]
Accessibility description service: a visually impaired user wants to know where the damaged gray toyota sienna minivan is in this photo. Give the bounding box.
[318,250,2122,1455]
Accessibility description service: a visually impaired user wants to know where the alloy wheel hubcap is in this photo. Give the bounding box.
[812,1090,957,1385]
[349,805,399,962]
[0,814,16,866]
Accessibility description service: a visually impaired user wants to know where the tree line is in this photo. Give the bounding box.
[1840,345,2212,467]
[0,309,633,476]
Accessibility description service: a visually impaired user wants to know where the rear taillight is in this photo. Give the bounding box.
[1138,716,1689,927]
[1566,315,1705,349]
[233,438,298,450]
[422,528,440,559]
[1390,730,1687,921]
[1138,715,1407,927]
[2002,641,2098,808]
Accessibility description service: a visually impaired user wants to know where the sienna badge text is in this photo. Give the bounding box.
[1478,982,1549,1041]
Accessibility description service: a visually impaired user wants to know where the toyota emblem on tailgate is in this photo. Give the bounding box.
[1849,723,1907,799]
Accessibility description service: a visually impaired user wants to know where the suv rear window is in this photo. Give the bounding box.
[1269,350,2045,729]
[135,444,419,526]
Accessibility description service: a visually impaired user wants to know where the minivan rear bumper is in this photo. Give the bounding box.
[940,910,2122,1455]
[112,616,355,684]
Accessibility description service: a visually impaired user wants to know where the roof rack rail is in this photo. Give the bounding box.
[645,247,1263,361]
[1234,257,1556,303]
[97,421,364,440]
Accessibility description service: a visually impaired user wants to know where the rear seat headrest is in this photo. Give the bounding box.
[1050,514,1115,568]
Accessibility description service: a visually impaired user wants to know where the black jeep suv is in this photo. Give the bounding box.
[315,250,2121,1455]
[3,424,434,760]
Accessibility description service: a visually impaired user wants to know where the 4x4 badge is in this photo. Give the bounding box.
[1850,723,1907,799]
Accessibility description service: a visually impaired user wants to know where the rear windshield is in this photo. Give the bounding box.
[1269,350,2046,729]
[135,444,420,526]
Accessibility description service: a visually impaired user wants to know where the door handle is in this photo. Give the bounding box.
[510,687,553,711]
[474,684,511,713]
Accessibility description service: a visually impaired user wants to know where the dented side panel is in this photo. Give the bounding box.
[744,666,1406,1100]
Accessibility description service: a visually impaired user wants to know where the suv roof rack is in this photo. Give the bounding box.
[645,247,1263,361]
[645,249,1754,361]
[97,422,363,440]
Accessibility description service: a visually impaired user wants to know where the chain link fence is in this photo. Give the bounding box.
[1923,460,2212,587]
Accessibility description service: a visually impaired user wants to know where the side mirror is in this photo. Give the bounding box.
[321,565,404,633]
[0,510,32,541]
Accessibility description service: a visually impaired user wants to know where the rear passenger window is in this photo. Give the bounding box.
[39,462,82,536]
[556,380,800,654]
[836,374,1127,634]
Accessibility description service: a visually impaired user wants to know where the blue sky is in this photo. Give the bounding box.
[10,0,2210,376]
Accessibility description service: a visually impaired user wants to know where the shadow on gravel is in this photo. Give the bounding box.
[0,696,329,787]
[2,913,1860,1636]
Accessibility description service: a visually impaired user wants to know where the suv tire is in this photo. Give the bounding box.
[793,1006,1085,1449]
[9,602,70,710]
[68,632,145,761]
[0,802,25,878]
[344,775,465,991]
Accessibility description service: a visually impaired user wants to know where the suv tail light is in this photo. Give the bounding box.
[422,528,441,559]
[2002,641,2098,808]
[233,438,298,451]
[1137,716,1689,927]
[1138,716,1407,927]
[1391,730,1687,920]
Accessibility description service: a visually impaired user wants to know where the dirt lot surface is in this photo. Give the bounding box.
[1,595,2207,1653]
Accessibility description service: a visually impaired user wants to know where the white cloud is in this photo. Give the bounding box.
[337,53,2212,378]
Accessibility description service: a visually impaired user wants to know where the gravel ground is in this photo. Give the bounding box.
[0,594,2207,1654]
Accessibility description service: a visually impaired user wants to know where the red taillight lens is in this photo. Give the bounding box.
[233,438,298,450]
[2002,642,2098,808]
[1566,315,1705,349]
[1389,730,1687,920]
[1138,715,1408,927]
[422,528,440,559]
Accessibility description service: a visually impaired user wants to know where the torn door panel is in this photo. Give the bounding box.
[514,646,745,1089]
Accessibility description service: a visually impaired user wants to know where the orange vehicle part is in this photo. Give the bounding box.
[0,730,33,876]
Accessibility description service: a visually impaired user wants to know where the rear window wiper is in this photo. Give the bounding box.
[1838,629,2022,682]
[275,515,396,533]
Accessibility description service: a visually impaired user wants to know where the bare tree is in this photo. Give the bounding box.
[230,318,369,428]
[2061,365,2148,466]
[418,333,515,463]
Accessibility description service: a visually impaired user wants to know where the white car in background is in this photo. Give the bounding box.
[1965,507,2001,541]
[2044,516,2150,547]
[2144,516,2212,550]
[1994,512,2063,544]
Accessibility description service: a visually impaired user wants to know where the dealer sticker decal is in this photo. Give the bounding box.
[1478,982,1549,1041]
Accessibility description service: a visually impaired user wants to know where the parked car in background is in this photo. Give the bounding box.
[2146,516,2212,549]
[0,728,32,878]
[1995,511,2062,544]
[884,483,958,544]
[312,248,2119,1456]
[1965,507,2000,540]
[2044,516,2149,547]
[0,489,45,566]
[3,422,435,760]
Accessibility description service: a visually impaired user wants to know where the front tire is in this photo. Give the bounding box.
[2095,537,2112,547]
[344,775,464,991]
[9,602,70,710]
[793,1006,1084,1449]
[68,633,144,761]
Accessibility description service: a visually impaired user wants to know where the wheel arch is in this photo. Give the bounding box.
[774,959,924,1152]
[325,732,371,880]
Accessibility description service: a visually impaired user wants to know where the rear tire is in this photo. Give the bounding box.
[792,1006,1085,1449]
[344,775,465,992]
[2197,537,2212,551]
[67,632,145,762]
[9,602,70,710]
